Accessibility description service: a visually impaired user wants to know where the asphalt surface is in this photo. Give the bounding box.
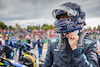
[30,49,47,61]
[13,47,47,61]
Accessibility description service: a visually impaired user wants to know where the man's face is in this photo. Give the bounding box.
[59,14,70,20]
[5,36,8,40]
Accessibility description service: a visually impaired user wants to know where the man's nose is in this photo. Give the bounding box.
[59,17,66,20]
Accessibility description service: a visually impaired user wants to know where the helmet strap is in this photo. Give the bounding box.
[57,30,83,50]
[63,33,69,38]
[77,31,88,49]
[57,33,66,50]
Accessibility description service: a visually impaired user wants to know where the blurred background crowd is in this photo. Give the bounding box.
[0,28,100,47]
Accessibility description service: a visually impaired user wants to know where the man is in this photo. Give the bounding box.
[17,34,24,59]
[0,40,13,59]
[37,37,44,60]
[26,35,31,44]
[43,2,99,67]
[4,35,9,45]
[97,39,100,66]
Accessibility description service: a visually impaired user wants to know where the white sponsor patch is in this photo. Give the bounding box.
[54,49,63,51]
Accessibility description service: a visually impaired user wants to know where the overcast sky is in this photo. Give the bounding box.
[0,0,100,29]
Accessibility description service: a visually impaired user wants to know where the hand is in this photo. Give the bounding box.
[68,32,79,50]
[40,44,42,47]
[13,48,16,51]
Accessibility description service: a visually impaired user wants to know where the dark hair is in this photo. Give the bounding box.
[11,33,15,36]
[18,35,23,38]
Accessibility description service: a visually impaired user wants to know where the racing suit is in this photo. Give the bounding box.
[43,37,99,67]
[0,45,13,59]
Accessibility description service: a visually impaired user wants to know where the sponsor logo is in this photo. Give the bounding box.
[54,49,63,51]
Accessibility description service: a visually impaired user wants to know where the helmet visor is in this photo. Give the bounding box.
[52,5,77,19]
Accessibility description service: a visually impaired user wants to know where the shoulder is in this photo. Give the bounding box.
[84,37,97,47]
[17,40,21,42]
[23,43,30,46]
[11,39,18,41]
[0,38,3,41]
[2,45,12,49]
[49,37,59,45]
[47,37,59,52]
[82,38,98,55]
[17,40,21,43]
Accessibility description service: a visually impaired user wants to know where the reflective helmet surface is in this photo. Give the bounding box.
[52,2,86,33]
